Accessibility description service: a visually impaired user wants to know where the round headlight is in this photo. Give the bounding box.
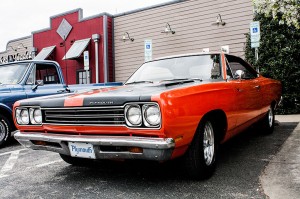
[16,108,29,125]
[144,105,161,126]
[30,108,42,124]
[125,105,142,126]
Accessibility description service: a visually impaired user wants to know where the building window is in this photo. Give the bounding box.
[77,70,90,84]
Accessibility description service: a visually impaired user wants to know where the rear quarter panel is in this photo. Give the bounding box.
[259,76,282,113]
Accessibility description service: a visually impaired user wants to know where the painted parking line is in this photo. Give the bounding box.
[0,149,27,157]
[0,150,21,178]
[36,160,63,168]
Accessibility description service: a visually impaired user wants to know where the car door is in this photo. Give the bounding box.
[225,55,262,128]
[24,63,66,99]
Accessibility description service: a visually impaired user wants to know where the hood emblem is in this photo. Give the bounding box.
[89,101,114,105]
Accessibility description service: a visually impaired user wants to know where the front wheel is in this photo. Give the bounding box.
[183,118,218,180]
[0,114,12,148]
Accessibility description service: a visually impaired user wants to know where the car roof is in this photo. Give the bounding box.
[151,51,226,62]
[0,60,59,66]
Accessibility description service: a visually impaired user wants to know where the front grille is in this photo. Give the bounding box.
[42,107,125,125]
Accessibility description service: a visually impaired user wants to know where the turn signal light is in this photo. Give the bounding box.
[32,140,47,146]
[128,147,143,153]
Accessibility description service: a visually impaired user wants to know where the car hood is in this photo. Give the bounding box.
[0,85,11,93]
[17,80,210,107]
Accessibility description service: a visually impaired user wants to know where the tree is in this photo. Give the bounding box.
[245,1,300,114]
[253,0,300,29]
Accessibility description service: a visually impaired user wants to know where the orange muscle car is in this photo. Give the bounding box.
[13,52,281,179]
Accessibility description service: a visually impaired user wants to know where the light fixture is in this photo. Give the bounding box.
[8,46,17,51]
[211,14,226,26]
[161,23,175,34]
[122,32,134,42]
[18,43,27,50]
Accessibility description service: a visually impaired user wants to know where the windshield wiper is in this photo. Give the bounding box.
[161,78,203,82]
[125,80,153,85]
[160,78,189,82]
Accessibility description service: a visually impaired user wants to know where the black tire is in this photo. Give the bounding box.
[183,118,218,180]
[59,154,95,167]
[260,106,275,135]
[0,114,12,148]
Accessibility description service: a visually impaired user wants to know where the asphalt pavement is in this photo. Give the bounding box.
[0,115,299,198]
[261,115,300,199]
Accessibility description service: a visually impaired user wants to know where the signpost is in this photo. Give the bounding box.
[250,21,260,72]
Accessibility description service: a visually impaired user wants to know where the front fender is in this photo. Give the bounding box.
[0,103,13,115]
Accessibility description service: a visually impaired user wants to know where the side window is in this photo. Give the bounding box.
[226,59,233,79]
[226,55,257,79]
[36,64,60,84]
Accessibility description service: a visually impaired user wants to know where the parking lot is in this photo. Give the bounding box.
[0,122,298,199]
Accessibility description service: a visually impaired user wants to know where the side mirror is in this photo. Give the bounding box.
[32,80,44,90]
[234,70,245,79]
[36,80,44,86]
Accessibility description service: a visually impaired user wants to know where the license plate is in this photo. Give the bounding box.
[68,142,96,159]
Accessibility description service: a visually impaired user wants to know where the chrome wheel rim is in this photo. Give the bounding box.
[203,121,215,166]
[0,121,5,141]
[268,108,274,127]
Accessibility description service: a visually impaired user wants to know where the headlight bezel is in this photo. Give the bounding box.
[124,102,161,128]
[142,104,161,127]
[15,106,42,126]
[29,107,42,125]
[124,104,142,127]
[16,108,30,125]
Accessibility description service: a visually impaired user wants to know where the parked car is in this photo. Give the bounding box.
[0,60,121,147]
[13,53,281,179]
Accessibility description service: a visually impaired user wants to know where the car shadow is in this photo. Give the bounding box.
[47,122,298,198]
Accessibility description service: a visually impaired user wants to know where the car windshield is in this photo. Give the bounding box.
[125,54,221,84]
[0,63,29,84]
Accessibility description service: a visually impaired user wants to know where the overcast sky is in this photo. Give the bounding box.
[0,0,171,51]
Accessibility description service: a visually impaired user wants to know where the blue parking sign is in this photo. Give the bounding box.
[253,27,258,33]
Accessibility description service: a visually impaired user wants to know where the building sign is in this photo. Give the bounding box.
[202,48,209,52]
[0,51,32,64]
[83,51,89,70]
[57,18,73,40]
[250,21,260,48]
[144,39,152,62]
[221,45,229,53]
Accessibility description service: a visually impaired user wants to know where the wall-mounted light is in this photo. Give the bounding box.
[211,14,226,26]
[8,46,17,51]
[18,43,27,50]
[122,32,134,42]
[161,23,175,34]
[31,47,37,59]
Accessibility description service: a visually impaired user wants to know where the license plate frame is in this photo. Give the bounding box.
[68,142,96,159]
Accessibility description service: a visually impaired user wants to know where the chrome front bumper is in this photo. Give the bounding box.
[14,131,175,161]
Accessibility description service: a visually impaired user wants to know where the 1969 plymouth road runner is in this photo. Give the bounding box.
[14,52,281,179]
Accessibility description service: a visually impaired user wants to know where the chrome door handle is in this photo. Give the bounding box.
[254,85,260,89]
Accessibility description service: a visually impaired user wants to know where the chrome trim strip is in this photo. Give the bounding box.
[14,131,175,161]
[41,105,125,110]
